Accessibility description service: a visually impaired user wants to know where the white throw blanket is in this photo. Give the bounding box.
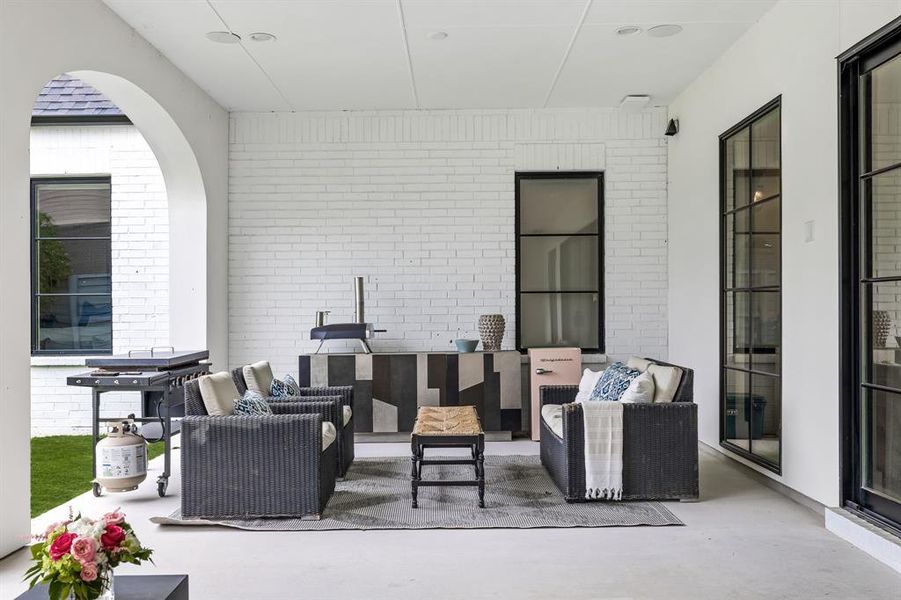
[579,401,624,500]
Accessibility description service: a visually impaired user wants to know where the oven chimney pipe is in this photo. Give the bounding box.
[353,276,365,324]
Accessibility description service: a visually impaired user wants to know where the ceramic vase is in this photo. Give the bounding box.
[873,310,892,348]
[478,314,505,351]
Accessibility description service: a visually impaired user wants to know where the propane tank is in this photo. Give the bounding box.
[94,419,147,493]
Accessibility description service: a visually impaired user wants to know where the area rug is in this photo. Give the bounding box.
[151,455,683,530]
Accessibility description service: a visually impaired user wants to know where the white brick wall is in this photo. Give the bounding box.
[229,108,669,376]
[30,125,169,435]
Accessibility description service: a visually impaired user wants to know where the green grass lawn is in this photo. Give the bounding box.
[31,436,164,517]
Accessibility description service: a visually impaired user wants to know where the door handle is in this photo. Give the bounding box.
[535,368,553,375]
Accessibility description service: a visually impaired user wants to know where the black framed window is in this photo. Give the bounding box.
[515,172,604,353]
[31,177,112,355]
[840,16,901,533]
[720,99,782,472]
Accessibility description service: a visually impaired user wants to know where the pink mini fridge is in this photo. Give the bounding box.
[528,347,582,441]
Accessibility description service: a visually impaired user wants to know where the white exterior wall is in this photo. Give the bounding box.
[30,124,169,435]
[667,0,901,507]
[229,108,670,376]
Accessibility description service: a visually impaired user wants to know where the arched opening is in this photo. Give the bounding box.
[26,68,210,487]
[68,70,208,353]
[0,68,217,556]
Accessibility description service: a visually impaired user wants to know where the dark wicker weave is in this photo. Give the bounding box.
[231,368,355,477]
[181,379,336,519]
[539,359,699,502]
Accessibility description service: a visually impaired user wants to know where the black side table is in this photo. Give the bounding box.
[17,575,188,599]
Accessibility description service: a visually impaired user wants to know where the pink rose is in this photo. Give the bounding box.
[49,532,77,561]
[80,562,98,582]
[71,536,96,564]
[100,524,125,550]
[103,510,125,526]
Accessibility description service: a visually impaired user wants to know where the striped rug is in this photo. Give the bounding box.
[152,455,683,530]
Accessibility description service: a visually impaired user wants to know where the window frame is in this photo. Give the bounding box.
[514,171,605,354]
[718,97,783,474]
[839,15,901,536]
[30,175,113,356]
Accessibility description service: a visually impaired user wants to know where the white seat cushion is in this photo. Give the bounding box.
[626,356,652,373]
[242,361,274,395]
[342,405,352,427]
[574,368,604,403]
[647,364,683,403]
[540,404,564,438]
[322,421,337,451]
[620,371,655,403]
[197,371,239,416]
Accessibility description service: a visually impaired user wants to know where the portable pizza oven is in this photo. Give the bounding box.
[310,276,384,353]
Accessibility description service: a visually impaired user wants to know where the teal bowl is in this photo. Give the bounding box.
[454,339,479,353]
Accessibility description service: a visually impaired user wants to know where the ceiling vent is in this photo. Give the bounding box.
[620,95,651,111]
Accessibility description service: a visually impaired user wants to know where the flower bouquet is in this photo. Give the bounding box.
[24,510,153,600]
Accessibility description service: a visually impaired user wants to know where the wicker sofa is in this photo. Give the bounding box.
[231,366,355,477]
[539,359,698,502]
[181,378,338,520]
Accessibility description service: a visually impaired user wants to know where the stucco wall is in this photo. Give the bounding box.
[667,0,901,506]
[0,0,228,556]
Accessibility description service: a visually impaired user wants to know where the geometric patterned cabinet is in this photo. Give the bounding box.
[298,351,523,434]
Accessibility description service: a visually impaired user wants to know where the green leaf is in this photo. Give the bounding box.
[47,579,62,600]
[30,542,45,559]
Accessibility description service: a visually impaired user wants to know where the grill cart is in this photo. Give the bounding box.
[67,348,210,497]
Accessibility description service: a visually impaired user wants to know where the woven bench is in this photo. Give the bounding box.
[411,406,485,508]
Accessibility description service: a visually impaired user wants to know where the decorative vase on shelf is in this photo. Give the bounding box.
[478,314,505,351]
[873,310,891,348]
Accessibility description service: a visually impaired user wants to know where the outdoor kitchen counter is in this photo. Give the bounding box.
[298,351,523,434]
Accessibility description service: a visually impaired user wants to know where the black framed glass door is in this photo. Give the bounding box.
[840,17,901,532]
[719,99,783,473]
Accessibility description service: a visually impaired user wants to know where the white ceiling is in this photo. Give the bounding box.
[103,0,777,112]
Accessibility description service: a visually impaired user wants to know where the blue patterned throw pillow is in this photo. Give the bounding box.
[234,390,273,415]
[589,362,641,402]
[270,374,300,398]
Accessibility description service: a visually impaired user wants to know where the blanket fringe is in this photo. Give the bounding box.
[585,487,622,501]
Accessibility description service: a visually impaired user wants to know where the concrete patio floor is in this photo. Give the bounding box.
[1,441,899,599]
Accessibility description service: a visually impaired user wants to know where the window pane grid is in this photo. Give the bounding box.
[720,101,782,471]
[31,177,112,355]
[516,173,603,351]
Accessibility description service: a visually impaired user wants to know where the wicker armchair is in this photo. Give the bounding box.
[181,379,337,520]
[539,359,699,502]
[231,368,355,477]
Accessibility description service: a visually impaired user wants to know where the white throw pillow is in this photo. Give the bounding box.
[620,372,655,403]
[197,371,240,416]
[626,356,652,373]
[242,361,274,395]
[647,364,684,403]
[574,368,604,403]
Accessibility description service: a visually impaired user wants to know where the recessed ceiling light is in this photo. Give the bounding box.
[426,31,448,40]
[647,24,683,38]
[616,25,641,36]
[248,32,277,42]
[206,31,241,44]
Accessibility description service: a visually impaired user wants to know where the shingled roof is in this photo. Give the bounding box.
[32,74,125,118]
